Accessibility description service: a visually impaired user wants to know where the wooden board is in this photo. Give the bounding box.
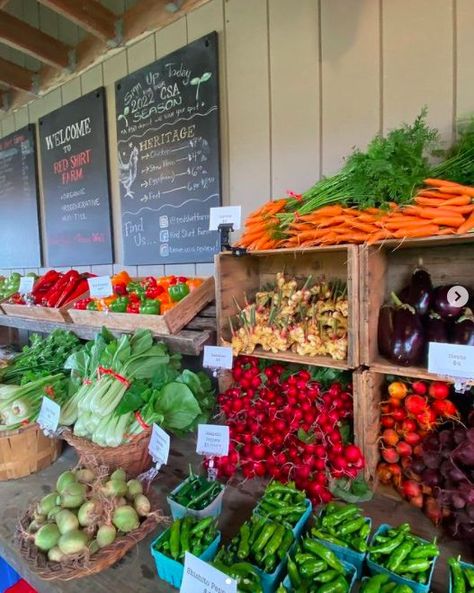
[360,234,474,375]
[215,246,359,368]
[69,276,215,334]
[1,290,88,323]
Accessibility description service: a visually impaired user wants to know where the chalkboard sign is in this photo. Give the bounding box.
[115,32,221,265]
[39,88,113,267]
[0,125,41,268]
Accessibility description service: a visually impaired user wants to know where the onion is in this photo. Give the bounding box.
[58,530,89,555]
[34,524,60,552]
[57,482,86,509]
[134,494,151,517]
[56,471,76,494]
[126,479,143,500]
[97,524,116,548]
[112,505,139,533]
[75,468,96,484]
[78,501,97,527]
[102,480,128,498]
[111,468,126,482]
[55,509,79,535]
[88,540,99,555]
[47,506,61,521]
[47,546,65,562]
[37,493,58,516]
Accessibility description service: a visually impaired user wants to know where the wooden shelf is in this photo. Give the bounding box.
[246,347,353,370]
[0,305,217,356]
[370,356,474,386]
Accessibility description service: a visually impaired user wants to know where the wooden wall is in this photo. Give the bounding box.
[0,0,472,278]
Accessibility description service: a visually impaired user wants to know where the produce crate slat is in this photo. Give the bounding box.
[371,356,474,385]
[360,234,474,373]
[0,315,213,356]
[1,290,88,323]
[216,245,359,369]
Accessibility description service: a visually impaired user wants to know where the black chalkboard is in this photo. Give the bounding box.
[39,88,113,267]
[115,32,221,265]
[0,125,41,268]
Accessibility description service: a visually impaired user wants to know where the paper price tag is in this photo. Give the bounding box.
[203,346,233,370]
[19,276,34,295]
[88,276,113,299]
[196,424,229,457]
[209,206,241,231]
[148,423,170,466]
[37,397,61,435]
[428,342,474,379]
[180,552,237,593]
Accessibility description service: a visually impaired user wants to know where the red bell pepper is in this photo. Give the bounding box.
[43,271,78,307]
[114,282,128,296]
[32,270,60,301]
[54,272,84,308]
[126,302,140,314]
[62,277,89,306]
[145,285,164,299]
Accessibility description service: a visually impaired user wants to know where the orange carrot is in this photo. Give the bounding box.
[417,190,455,200]
[357,213,378,223]
[332,232,370,243]
[404,206,465,222]
[414,196,447,207]
[423,178,460,187]
[393,225,440,238]
[437,195,472,207]
[431,216,464,228]
[456,209,474,234]
[455,204,474,215]
[367,230,394,244]
[437,228,456,236]
[347,220,378,233]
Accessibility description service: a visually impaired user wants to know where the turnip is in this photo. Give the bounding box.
[75,468,96,484]
[47,506,61,521]
[58,530,89,555]
[112,505,139,532]
[126,479,143,500]
[35,523,60,552]
[55,510,79,535]
[88,539,99,555]
[111,468,126,482]
[96,524,116,548]
[56,471,76,494]
[78,501,97,527]
[134,494,151,517]
[116,497,127,507]
[101,479,127,498]
[57,482,86,509]
[33,513,46,525]
[37,493,58,516]
[28,520,41,534]
[48,546,65,562]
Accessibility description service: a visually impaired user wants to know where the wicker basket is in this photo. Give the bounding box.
[61,428,152,477]
[0,423,62,481]
[16,489,164,580]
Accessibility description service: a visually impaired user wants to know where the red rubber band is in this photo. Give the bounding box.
[135,410,150,430]
[97,366,130,388]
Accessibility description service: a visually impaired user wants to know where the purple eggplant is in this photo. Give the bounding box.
[451,308,474,346]
[399,268,433,316]
[433,285,471,320]
[425,311,448,343]
[378,293,425,365]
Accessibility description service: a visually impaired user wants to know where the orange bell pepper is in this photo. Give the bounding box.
[112,271,131,286]
[187,278,204,291]
[160,302,174,313]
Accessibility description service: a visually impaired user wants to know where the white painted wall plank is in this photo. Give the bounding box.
[456,0,474,121]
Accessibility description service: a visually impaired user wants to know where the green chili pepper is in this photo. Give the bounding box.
[392,586,417,593]
[311,528,349,548]
[409,543,439,559]
[299,558,328,578]
[386,540,415,573]
[190,516,213,536]
[237,523,251,560]
[249,516,266,546]
[325,502,340,515]
[318,575,349,593]
[339,516,366,536]
[380,583,397,593]
[359,521,372,540]
[287,554,301,588]
[263,524,286,558]
[449,558,466,593]
[169,282,190,302]
[369,531,405,555]
[314,569,340,583]
[322,504,358,528]
[397,559,431,574]
[352,536,368,553]
[465,568,474,588]
[360,574,390,593]
[180,516,192,555]
[302,539,345,574]
[253,523,277,553]
[169,519,181,560]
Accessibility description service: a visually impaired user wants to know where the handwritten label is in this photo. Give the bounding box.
[148,423,170,466]
[428,342,474,379]
[209,206,241,231]
[37,397,61,433]
[180,552,237,593]
[203,346,233,370]
[88,276,113,299]
[19,276,35,295]
[196,424,229,457]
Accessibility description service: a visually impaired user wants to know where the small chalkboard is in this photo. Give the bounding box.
[115,32,221,265]
[0,125,41,268]
[39,88,113,267]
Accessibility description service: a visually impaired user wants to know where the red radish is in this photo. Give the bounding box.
[343,444,362,462]
[382,447,400,464]
[381,415,395,429]
[396,441,413,457]
[401,418,417,433]
[401,479,421,498]
[432,399,458,418]
[429,382,450,400]
[412,381,428,395]
[404,394,428,415]
[404,432,421,447]
[381,429,399,446]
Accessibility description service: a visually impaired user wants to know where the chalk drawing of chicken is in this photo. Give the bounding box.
[119,145,139,198]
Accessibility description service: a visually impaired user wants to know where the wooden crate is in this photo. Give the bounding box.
[1,290,88,323]
[360,235,474,378]
[68,276,215,335]
[215,246,359,369]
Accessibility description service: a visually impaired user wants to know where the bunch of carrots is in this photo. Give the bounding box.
[236,179,474,250]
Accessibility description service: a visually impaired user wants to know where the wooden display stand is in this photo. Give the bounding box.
[1,292,87,324]
[215,246,360,369]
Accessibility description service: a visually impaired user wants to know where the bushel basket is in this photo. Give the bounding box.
[16,490,162,580]
[0,423,62,481]
[61,428,152,477]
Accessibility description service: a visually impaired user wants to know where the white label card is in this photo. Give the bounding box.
[209,206,241,231]
[203,346,233,370]
[180,552,237,593]
[196,424,229,457]
[88,276,113,299]
[148,423,170,465]
[37,397,61,433]
[19,276,35,294]
[428,342,474,379]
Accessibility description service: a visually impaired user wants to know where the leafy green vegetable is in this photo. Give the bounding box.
[154,382,201,431]
[329,474,373,503]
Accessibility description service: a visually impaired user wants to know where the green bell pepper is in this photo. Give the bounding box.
[86,300,98,310]
[139,298,160,315]
[169,282,190,302]
[109,297,128,313]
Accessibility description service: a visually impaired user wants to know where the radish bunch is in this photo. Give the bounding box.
[214,356,365,505]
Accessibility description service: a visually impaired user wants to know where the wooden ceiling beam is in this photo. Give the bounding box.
[0,11,71,69]
[0,57,36,94]
[35,0,117,43]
